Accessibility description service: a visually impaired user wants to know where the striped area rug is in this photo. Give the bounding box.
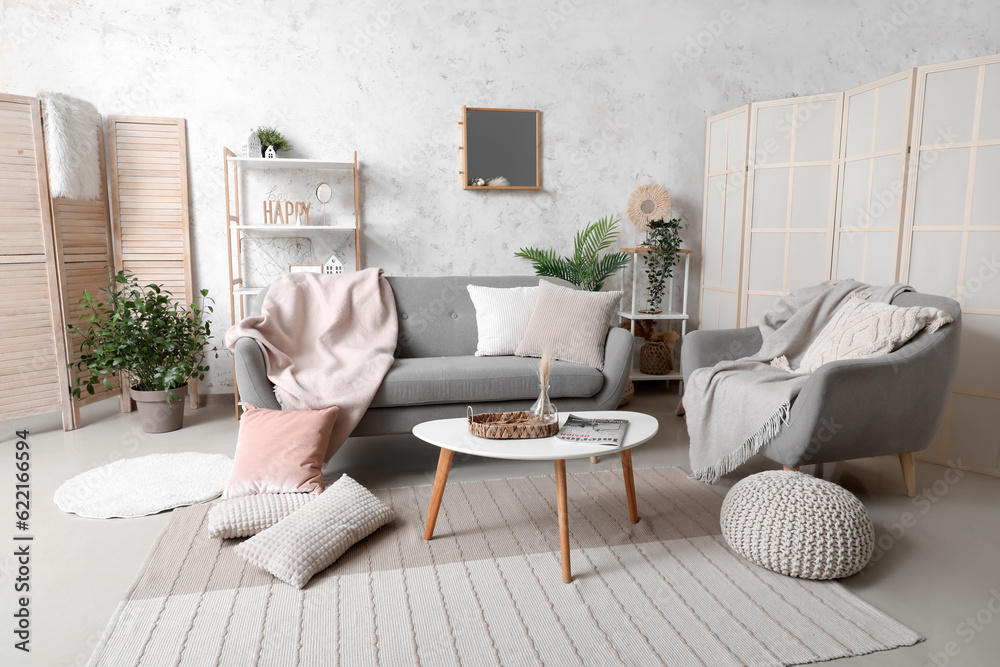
[88,467,920,666]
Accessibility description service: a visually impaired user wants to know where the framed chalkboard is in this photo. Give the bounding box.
[462,106,541,190]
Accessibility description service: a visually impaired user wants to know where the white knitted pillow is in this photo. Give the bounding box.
[775,295,952,374]
[208,493,315,539]
[721,471,874,580]
[467,284,539,356]
[234,474,395,588]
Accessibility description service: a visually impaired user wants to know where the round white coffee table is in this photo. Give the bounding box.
[413,410,659,583]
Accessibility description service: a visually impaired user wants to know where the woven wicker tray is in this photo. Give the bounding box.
[467,407,559,439]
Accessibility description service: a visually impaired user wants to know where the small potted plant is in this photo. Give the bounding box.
[255,126,293,157]
[70,271,216,433]
[641,217,683,314]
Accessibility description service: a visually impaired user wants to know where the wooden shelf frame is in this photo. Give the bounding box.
[224,148,361,417]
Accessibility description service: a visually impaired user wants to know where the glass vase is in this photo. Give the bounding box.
[529,383,558,426]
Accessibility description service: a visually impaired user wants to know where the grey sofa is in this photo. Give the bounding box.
[682,291,962,496]
[233,276,633,437]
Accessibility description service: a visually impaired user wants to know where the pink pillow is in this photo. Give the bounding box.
[223,404,339,499]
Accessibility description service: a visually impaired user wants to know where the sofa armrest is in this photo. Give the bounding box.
[234,337,282,410]
[681,327,764,383]
[591,326,634,410]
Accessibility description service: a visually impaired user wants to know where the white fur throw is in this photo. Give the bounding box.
[38,92,102,200]
[773,294,953,374]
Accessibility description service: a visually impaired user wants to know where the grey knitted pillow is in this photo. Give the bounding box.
[208,493,315,539]
[234,474,395,588]
[720,471,874,580]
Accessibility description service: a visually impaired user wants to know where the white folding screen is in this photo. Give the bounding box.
[832,70,916,285]
[699,106,749,330]
[901,54,1000,475]
[741,93,844,325]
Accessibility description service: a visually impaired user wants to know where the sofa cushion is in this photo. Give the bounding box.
[370,355,604,407]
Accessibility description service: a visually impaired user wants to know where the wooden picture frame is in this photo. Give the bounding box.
[461,106,541,190]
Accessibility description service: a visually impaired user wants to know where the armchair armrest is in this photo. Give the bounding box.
[681,327,763,383]
[234,337,282,410]
[591,326,634,410]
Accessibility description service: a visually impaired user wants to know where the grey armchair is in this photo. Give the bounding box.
[682,292,962,496]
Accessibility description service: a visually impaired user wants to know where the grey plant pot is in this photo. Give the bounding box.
[132,385,188,433]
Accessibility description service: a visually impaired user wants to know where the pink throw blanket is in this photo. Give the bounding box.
[225,268,397,460]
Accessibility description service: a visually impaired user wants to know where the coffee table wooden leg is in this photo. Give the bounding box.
[620,449,639,524]
[424,448,454,540]
[554,459,571,583]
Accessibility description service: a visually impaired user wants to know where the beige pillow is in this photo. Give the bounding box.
[234,474,395,589]
[208,493,315,539]
[515,281,623,370]
[776,296,953,374]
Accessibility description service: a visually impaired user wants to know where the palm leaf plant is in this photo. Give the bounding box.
[515,215,630,291]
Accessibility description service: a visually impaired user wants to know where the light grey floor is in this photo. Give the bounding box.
[2,383,998,666]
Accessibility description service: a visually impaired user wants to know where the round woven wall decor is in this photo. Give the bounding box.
[627,184,671,230]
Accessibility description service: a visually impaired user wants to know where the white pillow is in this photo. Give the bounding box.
[234,474,395,589]
[208,493,315,539]
[778,296,953,374]
[467,284,539,356]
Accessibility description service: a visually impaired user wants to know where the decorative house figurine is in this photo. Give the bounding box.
[264,145,277,159]
[241,129,261,158]
[323,252,344,275]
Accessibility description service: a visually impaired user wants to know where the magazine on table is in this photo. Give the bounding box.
[556,415,630,446]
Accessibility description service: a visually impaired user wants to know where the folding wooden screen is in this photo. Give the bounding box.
[832,71,915,286]
[0,94,74,428]
[107,116,197,409]
[47,123,122,426]
[700,106,749,330]
[900,54,1000,475]
[742,93,843,325]
[699,54,1000,475]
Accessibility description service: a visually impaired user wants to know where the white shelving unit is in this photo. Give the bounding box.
[223,148,360,417]
[618,247,693,385]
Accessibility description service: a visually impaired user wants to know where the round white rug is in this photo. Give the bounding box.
[54,453,234,519]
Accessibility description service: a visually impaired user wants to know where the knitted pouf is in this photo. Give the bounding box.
[720,471,875,580]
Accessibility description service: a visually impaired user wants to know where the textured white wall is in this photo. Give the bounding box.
[1,0,996,392]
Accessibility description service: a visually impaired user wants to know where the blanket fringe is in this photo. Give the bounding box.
[690,402,792,484]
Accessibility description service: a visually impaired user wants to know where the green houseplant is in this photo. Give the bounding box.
[255,126,293,156]
[515,215,630,292]
[70,271,216,433]
[641,217,683,313]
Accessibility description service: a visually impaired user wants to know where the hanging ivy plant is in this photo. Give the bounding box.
[642,217,683,313]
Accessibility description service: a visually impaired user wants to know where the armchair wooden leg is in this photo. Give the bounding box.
[899,452,916,498]
[589,456,599,464]
[783,465,799,472]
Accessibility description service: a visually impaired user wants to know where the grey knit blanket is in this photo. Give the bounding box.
[686,280,911,483]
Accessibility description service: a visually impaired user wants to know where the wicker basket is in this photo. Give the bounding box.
[618,380,635,407]
[467,407,559,439]
[639,340,674,375]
